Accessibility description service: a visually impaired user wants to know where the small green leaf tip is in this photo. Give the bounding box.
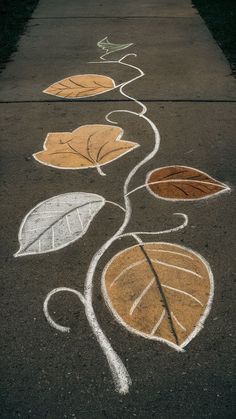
[97,37,133,54]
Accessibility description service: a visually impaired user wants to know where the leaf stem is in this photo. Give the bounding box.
[43,51,161,394]
[118,54,147,115]
[126,180,157,196]
[96,164,106,176]
[42,52,161,394]
[83,107,161,392]
[89,53,146,115]
[105,200,126,212]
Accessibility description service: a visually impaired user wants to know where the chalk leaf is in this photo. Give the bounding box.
[102,242,213,351]
[97,37,133,54]
[33,124,139,175]
[146,166,229,200]
[15,192,105,257]
[44,74,116,99]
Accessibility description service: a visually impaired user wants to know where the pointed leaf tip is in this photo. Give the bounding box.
[15,192,105,256]
[102,242,213,350]
[33,124,139,173]
[44,74,115,99]
[97,37,133,54]
[146,166,229,201]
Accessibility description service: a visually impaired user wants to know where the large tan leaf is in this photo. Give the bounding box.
[146,166,229,201]
[44,74,115,99]
[33,124,139,175]
[102,242,213,351]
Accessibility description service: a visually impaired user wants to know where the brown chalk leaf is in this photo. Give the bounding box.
[102,242,213,350]
[146,166,229,200]
[33,124,139,175]
[44,74,116,99]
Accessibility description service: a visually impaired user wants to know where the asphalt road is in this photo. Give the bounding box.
[0,1,235,418]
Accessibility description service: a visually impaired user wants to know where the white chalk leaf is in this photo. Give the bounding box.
[15,192,105,256]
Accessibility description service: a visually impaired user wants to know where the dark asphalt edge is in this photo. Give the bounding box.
[0,0,40,73]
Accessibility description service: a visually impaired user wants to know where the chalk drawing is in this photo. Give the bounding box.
[102,242,214,352]
[97,37,133,60]
[14,192,105,257]
[44,74,117,99]
[33,124,139,176]
[145,166,230,201]
[15,37,230,395]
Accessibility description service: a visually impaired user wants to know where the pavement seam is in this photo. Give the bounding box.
[0,99,236,104]
[31,16,199,20]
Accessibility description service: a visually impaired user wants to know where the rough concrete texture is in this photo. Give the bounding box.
[33,0,197,18]
[0,1,235,418]
[0,16,235,101]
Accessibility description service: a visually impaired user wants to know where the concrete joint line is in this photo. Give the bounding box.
[0,99,236,104]
[31,16,200,20]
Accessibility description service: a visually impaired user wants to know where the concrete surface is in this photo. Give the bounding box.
[33,0,197,18]
[0,16,235,101]
[0,1,235,418]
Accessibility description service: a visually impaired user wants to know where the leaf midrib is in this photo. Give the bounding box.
[138,245,179,345]
[149,179,222,186]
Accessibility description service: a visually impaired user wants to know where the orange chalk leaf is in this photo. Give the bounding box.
[102,242,213,350]
[34,124,139,175]
[44,74,116,99]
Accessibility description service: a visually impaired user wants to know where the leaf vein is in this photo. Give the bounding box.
[20,200,101,253]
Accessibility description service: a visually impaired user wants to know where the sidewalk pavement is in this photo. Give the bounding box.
[1,1,235,418]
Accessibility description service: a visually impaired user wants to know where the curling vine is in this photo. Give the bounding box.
[15,38,230,394]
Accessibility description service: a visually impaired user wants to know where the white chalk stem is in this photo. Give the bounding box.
[85,285,131,394]
[83,102,161,393]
